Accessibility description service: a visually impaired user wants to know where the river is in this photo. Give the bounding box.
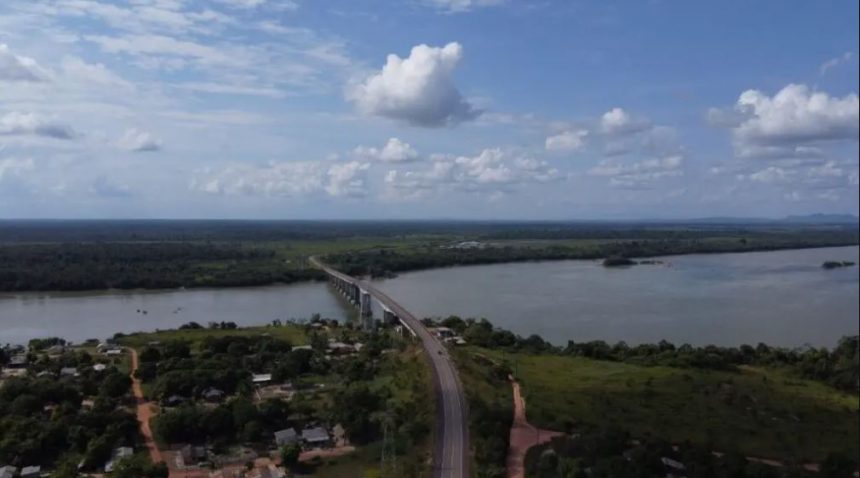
[1,246,857,347]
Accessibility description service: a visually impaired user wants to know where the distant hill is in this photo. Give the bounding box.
[780,214,859,224]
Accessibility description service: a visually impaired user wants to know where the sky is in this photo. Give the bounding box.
[0,0,858,220]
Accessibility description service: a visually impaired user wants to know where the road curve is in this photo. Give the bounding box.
[309,257,469,478]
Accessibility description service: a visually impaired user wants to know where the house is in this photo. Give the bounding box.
[92,364,107,372]
[21,465,40,478]
[46,345,66,355]
[8,354,28,368]
[301,426,331,448]
[60,367,79,377]
[165,395,187,407]
[105,348,124,357]
[202,388,225,402]
[245,464,286,478]
[291,345,312,351]
[661,456,686,474]
[327,342,356,355]
[104,446,134,472]
[0,466,18,478]
[274,428,299,446]
[433,327,456,339]
[36,370,54,378]
[252,373,272,385]
[178,444,207,467]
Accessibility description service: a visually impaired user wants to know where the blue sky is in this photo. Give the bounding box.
[0,0,857,219]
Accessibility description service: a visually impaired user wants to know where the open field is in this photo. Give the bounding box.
[471,348,858,463]
[116,324,309,350]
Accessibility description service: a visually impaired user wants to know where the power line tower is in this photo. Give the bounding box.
[380,414,398,477]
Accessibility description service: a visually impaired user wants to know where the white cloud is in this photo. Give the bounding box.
[354,137,419,162]
[820,52,853,76]
[61,56,132,88]
[214,0,298,9]
[0,112,76,139]
[747,166,791,184]
[325,161,370,197]
[425,0,505,13]
[0,44,48,82]
[118,128,162,152]
[588,155,684,189]
[385,148,559,198]
[347,42,478,127]
[600,107,650,136]
[190,160,368,198]
[545,130,588,152]
[713,84,859,159]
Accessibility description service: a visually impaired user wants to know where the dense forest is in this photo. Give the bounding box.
[329,229,859,278]
[0,220,855,291]
[0,242,324,291]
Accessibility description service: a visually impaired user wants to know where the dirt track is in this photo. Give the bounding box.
[129,347,164,466]
[506,377,563,478]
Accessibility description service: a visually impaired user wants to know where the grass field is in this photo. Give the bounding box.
[116,324,309,349]
[470,348,858,463]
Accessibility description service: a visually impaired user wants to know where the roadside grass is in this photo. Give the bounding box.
[116,324,308,350]
[471,348,858,463]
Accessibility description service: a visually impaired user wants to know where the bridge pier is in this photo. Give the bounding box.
[359,289,373,330]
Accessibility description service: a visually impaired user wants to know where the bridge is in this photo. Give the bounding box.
[309,257,469,478]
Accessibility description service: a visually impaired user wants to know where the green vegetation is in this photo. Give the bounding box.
[0,219,856,291]
[488,350,857,462]
[601,256,637,267]
[436,317,858,475]
[116,319,433,477]
[0,347,137,471]
[328,228,858,278]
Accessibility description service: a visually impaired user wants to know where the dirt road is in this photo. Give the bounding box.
[129,347,164,466]
[506,377,563,478]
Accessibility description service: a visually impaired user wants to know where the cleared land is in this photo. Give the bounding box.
[473,348,858,463]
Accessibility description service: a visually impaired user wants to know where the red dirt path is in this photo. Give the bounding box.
[129,348,164,466]
[506,376,563,478]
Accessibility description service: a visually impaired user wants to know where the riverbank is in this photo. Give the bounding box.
[1,221,856,293]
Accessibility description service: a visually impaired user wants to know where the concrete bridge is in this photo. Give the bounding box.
[310,257,469,478]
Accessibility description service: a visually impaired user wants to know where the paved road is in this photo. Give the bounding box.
[310,258,469,478]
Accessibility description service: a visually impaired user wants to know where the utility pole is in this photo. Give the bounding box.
[380,413,397,477]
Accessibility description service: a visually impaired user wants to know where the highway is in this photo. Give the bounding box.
[310,258,469,478]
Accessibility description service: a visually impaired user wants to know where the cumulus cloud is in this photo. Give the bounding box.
[0,112,76,139]
[325,161,370,197]
[545,130,588,152]
[0,44,48,82]
[385,148,559,198]
[347,42,479,127]
[118,128,162,152]
[588,155,684,189]
[711,84,859,159]
[600,107,650,136]
[190,160,368,198]
[354,138,419,162]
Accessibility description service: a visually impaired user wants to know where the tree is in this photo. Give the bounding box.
[280,443,301,468]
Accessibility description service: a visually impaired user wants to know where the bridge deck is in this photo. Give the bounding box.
[311,258,469,478]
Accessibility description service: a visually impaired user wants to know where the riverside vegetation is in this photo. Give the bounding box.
[425,317,859,478]
[0,219,857,291]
